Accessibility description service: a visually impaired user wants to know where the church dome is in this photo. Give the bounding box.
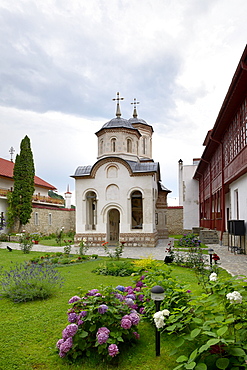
[102,117,136,130]
[128,117,149,126]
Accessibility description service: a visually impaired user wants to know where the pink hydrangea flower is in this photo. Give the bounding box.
[129,312,140,325]
[108,344,119,357]
[62,324,78,340]
[68,295,81,304]
[59,337,73,357]
[121,317,132,329]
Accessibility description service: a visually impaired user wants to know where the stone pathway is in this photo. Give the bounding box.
[1,239,247,277]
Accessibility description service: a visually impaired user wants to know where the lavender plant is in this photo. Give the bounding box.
[0,262,63,302]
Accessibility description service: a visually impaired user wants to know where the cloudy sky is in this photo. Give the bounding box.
[0,0,246,205]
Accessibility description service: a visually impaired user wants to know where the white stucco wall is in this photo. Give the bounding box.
[229,172,247,232]
[75,161,158,235]
[180,164,199,230]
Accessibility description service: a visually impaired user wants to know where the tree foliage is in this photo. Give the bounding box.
[11,135,35,228]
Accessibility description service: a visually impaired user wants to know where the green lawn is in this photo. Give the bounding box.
[0,249,207,370]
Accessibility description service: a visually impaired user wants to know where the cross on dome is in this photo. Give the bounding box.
[112,92,124,118]
[131,98,140,118]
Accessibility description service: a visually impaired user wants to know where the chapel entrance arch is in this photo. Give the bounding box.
[107,208,120,245]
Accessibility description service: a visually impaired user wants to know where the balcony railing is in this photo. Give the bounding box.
[0,189,64,206]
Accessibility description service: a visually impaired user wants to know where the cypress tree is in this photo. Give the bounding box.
[12,135,35,228]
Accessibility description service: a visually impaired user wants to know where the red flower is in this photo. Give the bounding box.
[102,242,109,246]
[212,253,220,261]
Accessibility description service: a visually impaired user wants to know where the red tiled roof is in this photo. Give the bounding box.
[0,158,56,190]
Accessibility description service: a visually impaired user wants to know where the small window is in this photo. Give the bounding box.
[142,137,147,155]
[48,213,52,226]
[127,138,132,153]
[111,138,116,152]
[34,212,39,226]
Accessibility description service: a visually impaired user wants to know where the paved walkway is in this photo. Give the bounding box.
[1,239,247,277]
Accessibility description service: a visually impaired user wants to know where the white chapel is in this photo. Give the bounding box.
[72,93,170,248]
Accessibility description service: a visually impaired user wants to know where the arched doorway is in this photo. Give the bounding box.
[107,208,120,245]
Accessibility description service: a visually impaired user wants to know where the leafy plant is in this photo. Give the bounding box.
[56,285,141,361]
[102,242,125,260]
[19,232,34,253]
[178,234,201,249]
[166,273,247,370]
[79,237,89,256]
[92,261,136,276]
[56,227,64,246]
[0,262,64,302]
[63,240,72,255]
[132,254,163,271]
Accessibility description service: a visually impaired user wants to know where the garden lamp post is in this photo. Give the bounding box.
[208,248,214,268]
[150,285,165,356]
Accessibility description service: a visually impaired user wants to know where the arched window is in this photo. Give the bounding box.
[142,137,147,155]
[86,191,97,230]
[131,191,143,229]
[100,140,104,154]
[111,138,116,152]
[127,138,132,153]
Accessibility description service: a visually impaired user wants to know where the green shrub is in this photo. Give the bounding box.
[0,233,8,241]
[0,263,64,302]
[19,232,34,253]
[92,261,135,276]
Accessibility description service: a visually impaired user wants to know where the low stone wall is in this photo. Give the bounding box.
[11,205,75,235]
[75,231,159,248]
[166,206,183,235]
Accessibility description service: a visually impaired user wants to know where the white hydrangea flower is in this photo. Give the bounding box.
[153,310,170,329]
[226,291,243,304]
[161,309,170,316]
[209,272,217,282]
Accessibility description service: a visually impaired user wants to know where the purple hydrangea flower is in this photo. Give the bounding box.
[68,295,81,304]
[97,327,110,337]
[125,286,134,294]
[78,320,84,326]
[94,293,102,297]
[108,344,119,357]
[97,332,109,344]
[131,304,138,310]
[59,337,73,356]
[133,331,140,340]
[68,312,78,323]
[98,304,108,314]
[136,281,144,288]
[114,293,124,301]
[126,293,136,300]
[129,312,140,325]
[79,310,87,318]
[116,285,125,292]
[121,317,132,329]
[62,324,78,340]
[87,289,99,296]
[56,338,64,349]
[139,307,145,314]
[138,294,144,302]
[124,298,134,307]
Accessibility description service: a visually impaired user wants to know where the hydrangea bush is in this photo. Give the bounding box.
[56,285,142,361]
